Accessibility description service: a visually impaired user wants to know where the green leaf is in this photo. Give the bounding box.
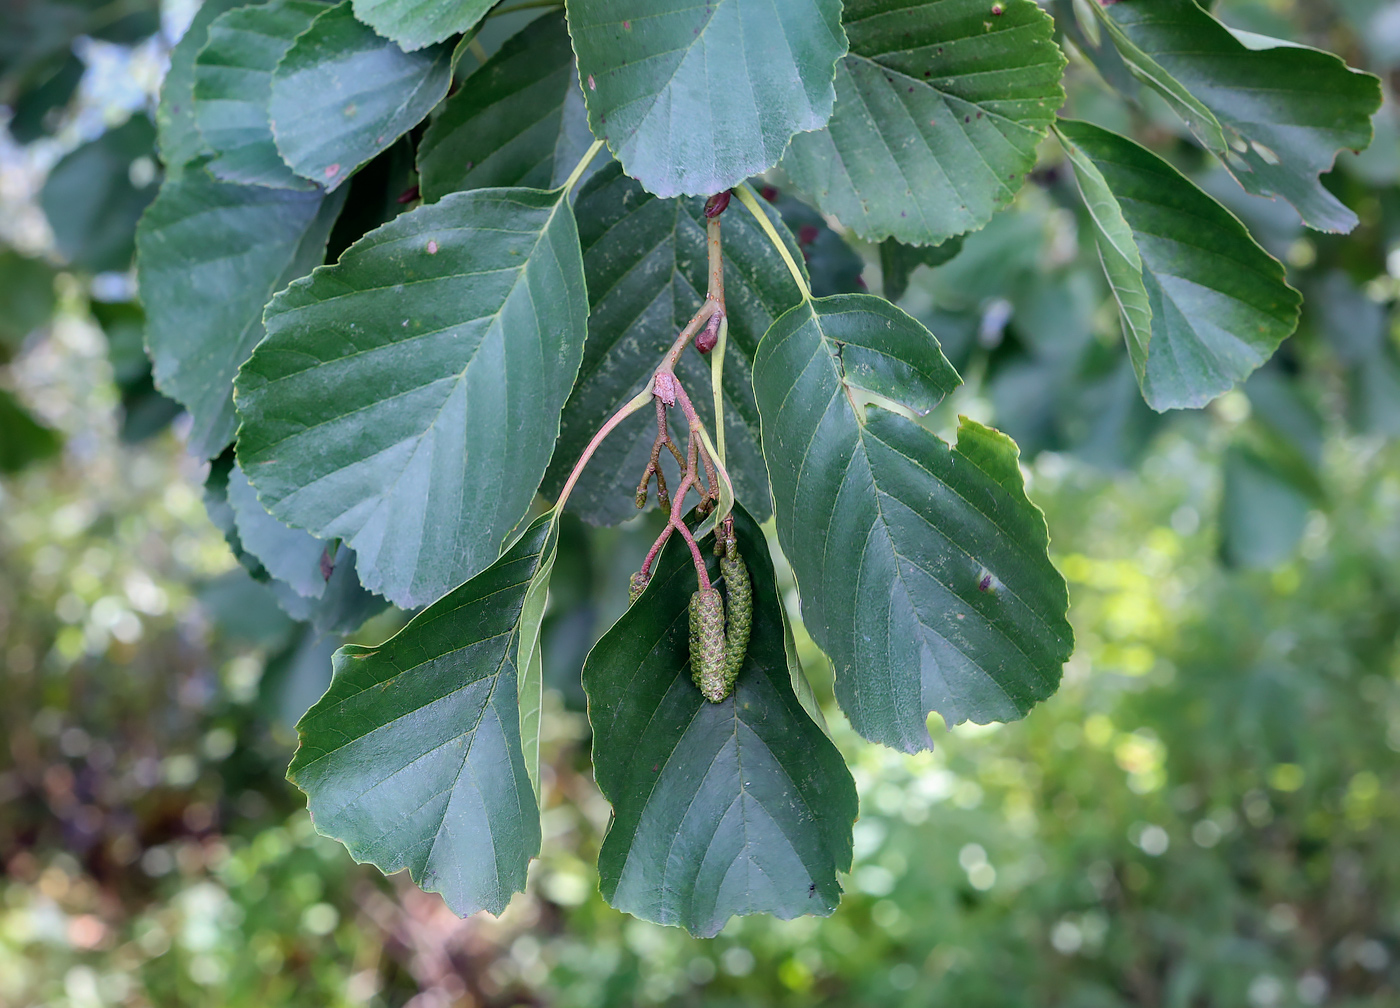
[1058,119,1301,411]
[771,191,866,298]
[268,1,451,191]
[1101,0,1382,233]
[583,504,856,936]
[226,460,333,598]
[0,250,57,358]
[752,295,1072,753]
[8,50,84,143]
[418,12,595,202]
[288,513,555,917]
[158,0,251,173]
[567,0,847,198]
[0,387,61,473]
[41,114,161,273]
[235,186,588,609]
[90,300,184,443]
[193,0,329,190]
[540,164,806,525]
[350,0,490,53]
[880,235,963,303]
[783,0,1064,246]
[1219,444,1312,570]
[136,167,344,458]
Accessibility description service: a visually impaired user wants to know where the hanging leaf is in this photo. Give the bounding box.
[567,0,847,198]
[584,504,856,936]
[137,167,343,458]
[1057,119,1301,411]
[235,186,588,609]
[350,0,491,54]
[1100,0,1381,233]
[157,0,249,173]
[417,12,596,202]
[193,0,329,189]
[880,235,964,302]
[41,114,161,273]
[783,0,1064,246]
[540,164,806,525]
[136,177,340,416]
[752,294,1073,753]
[269,1,451,191]
[288,513,556,918]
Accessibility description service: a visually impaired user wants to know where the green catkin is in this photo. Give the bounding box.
[628,571,650,604]
[719,546,751,694]
[689,587,727,701]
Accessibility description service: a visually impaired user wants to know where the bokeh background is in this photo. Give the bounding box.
[3,0,1400,1005]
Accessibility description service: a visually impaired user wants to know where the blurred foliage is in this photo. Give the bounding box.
[2,0,1400,1005]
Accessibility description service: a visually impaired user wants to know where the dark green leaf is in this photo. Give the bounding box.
[417,12,595,202]
[268,1,451,191]
[772,191,866,298]
[136,167,344,457]
[236,187,588,608]
[288,513,554,917]
[0,250,57,358]
[90,300,184,442]
[1058,119,1301,411]
[193,0,329,189]
[567,0,847,198]
[0,387,61,473]
[584,504,856,936]
[880,235,964,303]
[350,0,491,53]
[753,295,1072,752]
[1101,0,1382,233]
[540,164,806,525]
[783,0,1064,245]
[226,460,333,598]
[41,114,160,272]
[157,0,251,173]
[7,51,84,143]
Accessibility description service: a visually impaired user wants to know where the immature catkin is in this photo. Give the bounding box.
[689,587,728,701]
[628,571,650,604]
[719,547,751,693]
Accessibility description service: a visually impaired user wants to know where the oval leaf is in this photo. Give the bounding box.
[567,0,847,198]
[235,186,588,609]
[1058,119,1301,411]
[193,0,329,190]
[540,164,806,525]
[584,504,857,936]
[288,513,556,918]
[269,1,451,191]
[1102,0,1381,233]
[137,167,344,458]
[417,12,596,200]
[752,295,1073,753]
[783,0,1065,246]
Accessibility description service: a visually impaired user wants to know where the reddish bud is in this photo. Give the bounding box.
[396,184,421,204]
[759,185,779,202]
[696,311,722,354]
[703,190,732,218]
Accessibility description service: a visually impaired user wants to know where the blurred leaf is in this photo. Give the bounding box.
[193,0,330,190]
[569,0,846,198]
[1101,0,1382,233]
[584,504,856,937]
[753,295,1072,752]
[41,115,160,273]
[880,235,964,303]
[350,0,491,53]
[1058,119,1300,411]
[157,0,251,173]
[0,250,57,358]
[288,513,555,918]
[783,0,1064,245]
[0,387,61,473]
[1219,444,1313,569]
[417,12,595,202]
[540,164,805,525]
[268,1,451,191]
[236,187,587,609]
[772,191,865,298]
[137,166,343,458]
[89,300,183,442]
[7,50,83,143]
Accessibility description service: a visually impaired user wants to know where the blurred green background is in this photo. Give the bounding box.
[3,0,1400,1005]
